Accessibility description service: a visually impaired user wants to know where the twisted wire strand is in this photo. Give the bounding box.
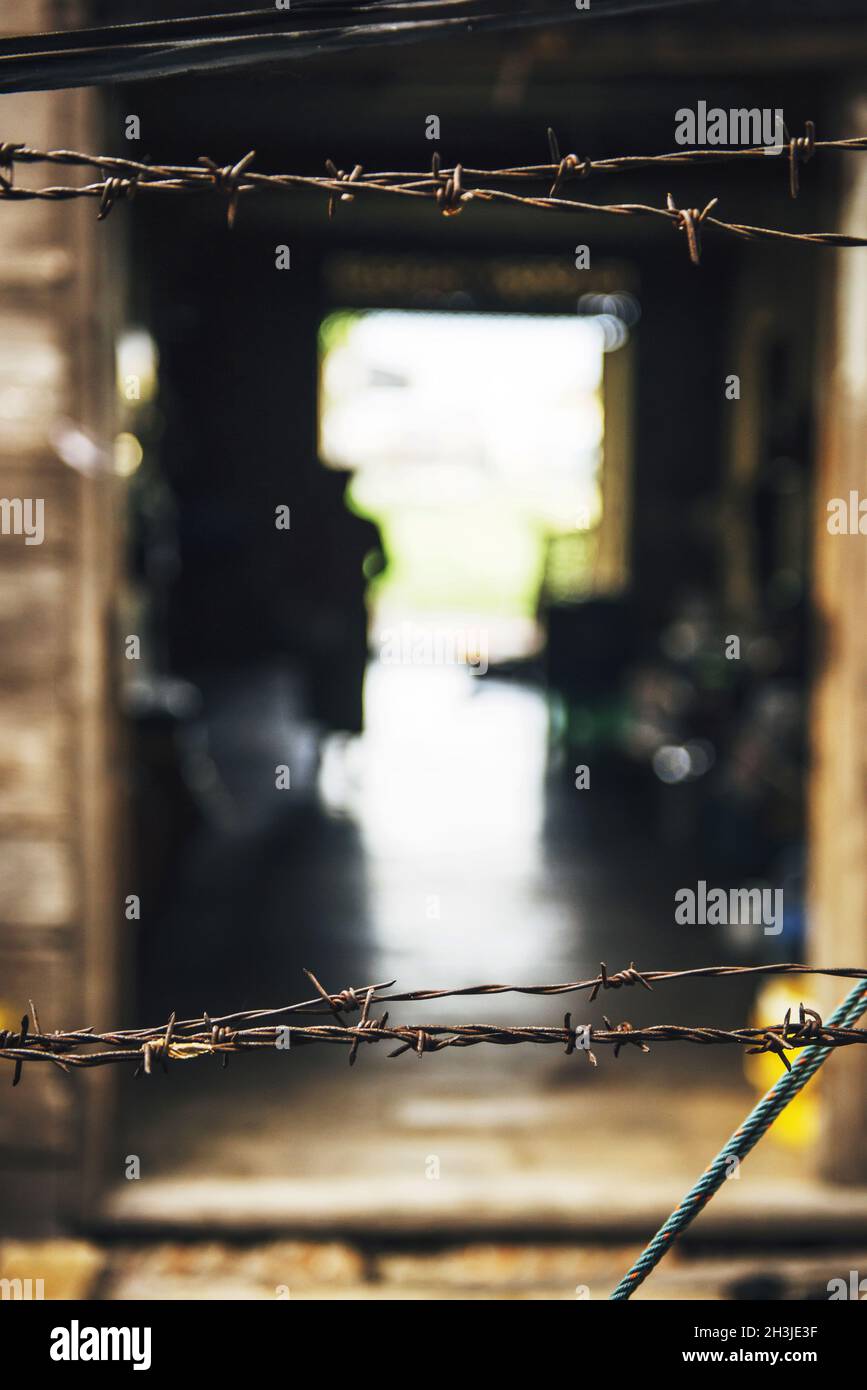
[366,961,867,1008]
[2,1021,867,1072]
[2,963,867,1078]
[3,130,866,181]
[609,976,867,1299]
[1,138,866,256]
[3,961,864,1041]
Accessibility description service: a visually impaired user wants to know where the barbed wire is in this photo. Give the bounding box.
[0,127,865,261]
[2,965,866,1082]
[2,1014,866,1076]
[335,961,867,1010]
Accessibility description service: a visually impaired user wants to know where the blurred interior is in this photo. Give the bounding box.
[1,0,866,1300]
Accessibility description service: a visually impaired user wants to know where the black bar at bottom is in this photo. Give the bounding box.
[7,1295,863,1376]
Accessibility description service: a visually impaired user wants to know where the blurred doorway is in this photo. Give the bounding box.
[316,306,632,989]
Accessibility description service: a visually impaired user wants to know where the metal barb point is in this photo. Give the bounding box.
[666,192,719,265]
[788,120,816,199]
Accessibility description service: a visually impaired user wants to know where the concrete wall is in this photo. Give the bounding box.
[0,2,121,1229]
[810,90,867,1184]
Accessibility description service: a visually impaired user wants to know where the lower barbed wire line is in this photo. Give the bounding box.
[0,177,863,252]
[2,1019,867,1075]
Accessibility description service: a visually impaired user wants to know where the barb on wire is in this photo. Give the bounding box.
[2,965,867,1081]
[34,959,863,1035]
[666,191,718,264]
[2,1015,866,1076]
[787,119,816,198]
[368,960,867,1006]
[1,132,867,257]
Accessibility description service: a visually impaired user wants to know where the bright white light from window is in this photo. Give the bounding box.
[116,327,158,405]
[320,310,603,490]
[319,311,607,658]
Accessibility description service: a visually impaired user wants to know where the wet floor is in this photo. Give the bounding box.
[122,663,793,1219]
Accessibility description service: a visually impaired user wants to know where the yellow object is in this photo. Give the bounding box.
[745,980,821,1148]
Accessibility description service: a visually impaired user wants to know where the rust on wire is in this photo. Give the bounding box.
[324,158,363,218]
[370,960,867,1006]
[1,131,867,256]
[588,960,654,1003]
[601,1016,652,1059]
[198,149,256,228]
[787,120,815,199]
[665,191,719,264]
[1,966,866,1081]
[97,171,139,220]
[1,1014,865,1078]
[0,139,24,189]
[562,1011,596,1065]
[546,126,592,196]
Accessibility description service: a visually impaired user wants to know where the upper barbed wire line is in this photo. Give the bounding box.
[55,962,867,1041]
[6,133,867,182]
[369,961,867,1006]
[352,139,867,183]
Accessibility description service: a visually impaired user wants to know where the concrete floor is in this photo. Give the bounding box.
[5,1237,867,1301]
[107,667,855,1287]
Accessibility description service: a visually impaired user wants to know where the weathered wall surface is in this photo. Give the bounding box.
[810,91,867,1184]
[0,2,121,1229]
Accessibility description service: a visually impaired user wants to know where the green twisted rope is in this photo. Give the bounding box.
[610,975,867,1300]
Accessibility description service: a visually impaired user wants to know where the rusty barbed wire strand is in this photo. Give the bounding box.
[1,1016,866,1075]
[33,959,867,1034]
[319,960,867,1010]
[2,966,867,1080]
[0,130,866,259]
[0,122,860,186]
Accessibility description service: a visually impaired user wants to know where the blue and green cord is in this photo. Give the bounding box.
[609,976,867,1300]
